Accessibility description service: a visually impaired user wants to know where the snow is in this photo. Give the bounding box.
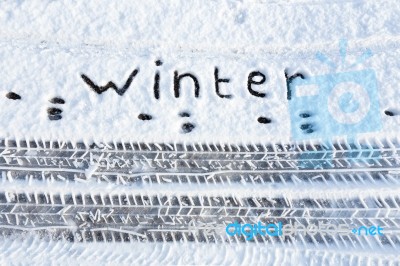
[1,236,398,265]
[1,0,400,264]
[0,0,399,144]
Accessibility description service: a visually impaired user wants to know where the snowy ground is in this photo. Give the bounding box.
[1,0,400,143]
[1,0,400,265]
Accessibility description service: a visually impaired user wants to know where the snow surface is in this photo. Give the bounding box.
[2,236,399,265]
[0,0,399,144]
[1,0,400,265]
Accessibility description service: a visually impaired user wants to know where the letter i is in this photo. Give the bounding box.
[154,59,163,99]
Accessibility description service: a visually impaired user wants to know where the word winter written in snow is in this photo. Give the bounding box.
[80,59,296,99]
[3,59,305,134]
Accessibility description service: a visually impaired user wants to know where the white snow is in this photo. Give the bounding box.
[1,236,398,265]
[0,0,399,144]
[1,0,400,264]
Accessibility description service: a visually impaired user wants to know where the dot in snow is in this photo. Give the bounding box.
[305,128,314,134]
[155,60,163,66]
[48,114,62,121]
[49,97,66,104]
[138,113,152,120]
[182,123,195,133]
[6,92,21,100]
[385,110,395,116]
[179,111,191,117]
[257,117,271,124]
[300,123,313,130]
[299,113,311,118]
[47,107,63,115]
